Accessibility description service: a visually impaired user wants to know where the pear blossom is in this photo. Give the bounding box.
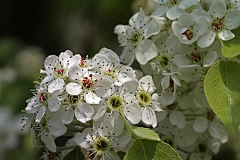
[134,75,162,128]
[114,8,160,65]
[154,0,200,20]
[75,113,132,160]
[172,13,208,45]
[195,1,240,48]
[102,80,142,125]
[40,50,81,93]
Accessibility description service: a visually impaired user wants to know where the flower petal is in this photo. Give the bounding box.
[135,39,158,65]
[75,103,94,123]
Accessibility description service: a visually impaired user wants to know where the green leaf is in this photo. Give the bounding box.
[204,60,240,137]
[64,147,85,160]
[124,139,182,160]
[120,109,160,141]
[131,126,160,141]
[221,28,240,58]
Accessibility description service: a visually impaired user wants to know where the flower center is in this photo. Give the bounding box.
[188,52,202,63]
[93,137,110,155]
[104,70,116,79]
[181,28,194,40]
[198,143,209,153]
[69,95,79,104]
[158,54,171,67]
[126,31,144,47]
[212,17,223,32]
[108,94,124,111]
[207,111,215,121]
[167,103,176,110]
[82,75,93,89]
[39,93,47,102]
[136,91,152,106]
[167,0,180,6]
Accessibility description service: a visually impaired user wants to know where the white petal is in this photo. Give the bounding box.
[161,75,170,90]
[44,55,58,73]
[197,30,215,48]
[208,0,226,18]
[92,103,107,121]
[35,106,46,123]
[225,10,240,30]
[178,91,194,110]
[41,131,56,152]
[102,151,121,160]
[112,114,125,137]
[175,123,198,147]
[173,54,191,67]
[158,117,177,136]
[144,18,160,38]
[120,80,139,98]
[156,110,168,123]
[120,47,135,66]
[169,111,186,129]
[124,103,141,124]
[75,103,94,123]
[159,91,177,107]
[152,6,168,17]
[218,30,235,41]
[98,48,120,68]
[68,65,83,82]
[110,130,132,151]
[66,83,82,95]
[139,75,156,93]
[84,91,101,104]
[178,65,202,83]
[166,5,185,20]
[142,107,158,128]
[48,78,65,93]
[203,51,218,67]
[75,129,92,149]
[135,39,157,65]
[209,119,228,143]
[60,106,74,124]
[69,54,81,69]
[193,116,208,133]
[178,14,194,28]
[48,96,61,112]
[48,117,67,137]
[59,50,72,68]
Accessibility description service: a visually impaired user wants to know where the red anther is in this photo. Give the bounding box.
[56,69,64,74]
[207,111,215,121]
[88,83,93,87]
[108,70,111,73]
[89,74,93,77]
[181,29,193,40]
[81,57,85,66]
[40,93,46,101]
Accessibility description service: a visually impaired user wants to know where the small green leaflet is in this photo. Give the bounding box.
[204,60,240,137]
[221,28,240,58]
[124,139,182,160]
[131,126,160,141]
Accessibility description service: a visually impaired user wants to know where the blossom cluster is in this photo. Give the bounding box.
[22,0,240,160]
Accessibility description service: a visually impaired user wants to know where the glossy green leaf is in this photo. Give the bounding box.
[131,126,160,141]
[222,28,240,58]
[124,139,182,160]
[204,60,240,137]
